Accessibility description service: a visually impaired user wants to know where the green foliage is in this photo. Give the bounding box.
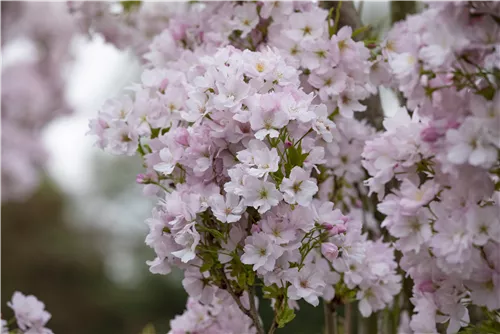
[277,306,296,328]
[458,310,500,334]
[140,323,156,334]
[121,1,142,13]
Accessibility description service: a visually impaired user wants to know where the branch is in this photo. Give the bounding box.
[219,269,265,334]
[268,314,278,334]
[323,300,339,334]
[345,302,352,334]
[248,286,266,334]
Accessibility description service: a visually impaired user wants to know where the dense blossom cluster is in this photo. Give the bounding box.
[169,296,255,334]
[363,2,500,333]
[1,2,76,202]
[87,1,401,332]
[1,292,53,334]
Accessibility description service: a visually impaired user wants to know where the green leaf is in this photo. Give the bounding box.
[277,306,296,328]
[200,257,214,273]
[199,226,224,240]
[352,25,371,38]
[237,271,247,289]
[246,271,255,286]
[140,323,156,334]
[477,86,496,101]
[262,285,280,299]
[121,1,141,13]
[150,127,170,139]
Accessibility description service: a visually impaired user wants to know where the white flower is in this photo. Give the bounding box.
[241,232,284,272]
[446,118,497,168]
[242,177,282,214]
[224,166,248,196]
[280,166,318,206]
[172,223,201,263]
[288,265,326,306]
[8,292,52,333]
[1,319,8,334]
[399,179,438,214]
[183,268,218,305]
[260,216,297,244]
[232,3,259,38]
[154,147,177,175]
[466,205,500,246]
[249,94,290,140]
[312,104,336,142]
[210,193,245,223]
[237,139,280,179]
[390,210,433,253]
[389,52,418,80]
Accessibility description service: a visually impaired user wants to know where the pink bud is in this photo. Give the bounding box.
[174,128,190,146]
[136,173,147,184]
[446,120,460,130]
[417,280,436,293]
[340,215,350,224]
[322,223,334,230]
[321,243,339,261]
[250,224,261,233]
[421,126,440,143]
[159,78,169,92]
[330,224,347,236]
[285,141,293,148]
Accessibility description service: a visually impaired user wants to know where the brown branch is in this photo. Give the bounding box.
[219,269,265,334]
[345,302,352,334]
[248,286,266,334]
[268,315,278,334]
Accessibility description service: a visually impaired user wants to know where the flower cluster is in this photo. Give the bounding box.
[168,296,255,334]
[88,2,401,330]
[2,291,53,334]
[1,2,76,202]
[363,3,500,333]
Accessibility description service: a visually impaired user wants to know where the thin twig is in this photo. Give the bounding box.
[219,269,253,319]
[248,286,266,334]
[345,302,352,334]
[268,316,278,334]
[324,301,334,334]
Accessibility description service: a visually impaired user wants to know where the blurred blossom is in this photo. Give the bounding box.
[1,2,77,202]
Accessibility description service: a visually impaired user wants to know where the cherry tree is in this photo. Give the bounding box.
[3,2,500,334]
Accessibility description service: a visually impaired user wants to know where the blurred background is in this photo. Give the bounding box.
[1,2,404,333]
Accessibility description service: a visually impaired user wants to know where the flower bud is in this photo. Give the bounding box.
[417,280,436,293]
[330,224,347,236]
[159,78,169,93]
[136,173,147,184]
[321,243,339,261]
[322,222,333,230]
[174,128,190,146]
[250,224,261,234]
[421,126,440,143]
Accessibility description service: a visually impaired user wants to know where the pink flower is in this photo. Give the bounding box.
[8,292,52,333]
[241,233,284,272]
[321,243,339,261]
[280,166,318,206]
